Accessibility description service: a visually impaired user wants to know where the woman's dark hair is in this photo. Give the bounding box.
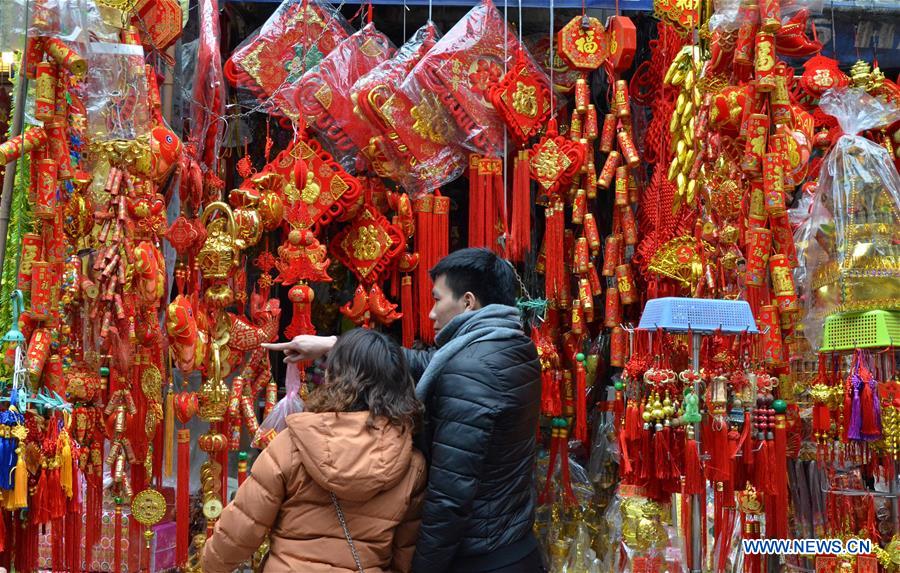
[305,329,422,432]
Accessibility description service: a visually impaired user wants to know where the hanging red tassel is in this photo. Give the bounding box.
[574,359,588,443]
[401,275,415,348]
[544,201,566,303]
[469,155,485,248]
[509,150,531,262]
[176,429,191,567]
[684,436,705,495]
[415,195,434,344]
[654,428,671,480]
[538,421,561,506]
[771,413,788,539]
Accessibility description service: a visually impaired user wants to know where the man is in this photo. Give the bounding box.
[264,248,542,573]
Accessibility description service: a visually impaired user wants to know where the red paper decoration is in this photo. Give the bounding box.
[330,203,406,286]
[489,52,553,146]
[529,121,585,197]
[557,16,608,71]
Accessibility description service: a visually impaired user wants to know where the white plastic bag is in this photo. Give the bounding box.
[253,363,305,448]
[797,88,900,349]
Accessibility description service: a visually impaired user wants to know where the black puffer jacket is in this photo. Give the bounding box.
[404,305,541,573]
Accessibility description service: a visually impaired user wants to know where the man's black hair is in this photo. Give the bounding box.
[429,248,517,307]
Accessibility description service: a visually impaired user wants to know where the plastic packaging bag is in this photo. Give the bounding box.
[224,0,352,118]
[84,42,151,141]
[407,0,545,156]
[603,486,686,573]
[188,0,226,173]
[348,22,465,192]
[253,363,305,449]
[288,23,396,173]
[798,88,900,349]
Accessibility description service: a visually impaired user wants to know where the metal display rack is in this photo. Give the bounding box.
[638,297,759,573]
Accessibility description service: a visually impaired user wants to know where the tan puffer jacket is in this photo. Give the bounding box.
[202,411,427,573]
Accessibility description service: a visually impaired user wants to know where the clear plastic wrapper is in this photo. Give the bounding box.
[84,41,151,141]
[0,0,28,52]
[709,0,823,34]
[798,88,900,349]
[224,0,352,118]
[288,23,396,173]
[189,0,226,172]
[603,486,686,573]
[253,363,305,449]
[347,22,466,191]
[406,0,548,156]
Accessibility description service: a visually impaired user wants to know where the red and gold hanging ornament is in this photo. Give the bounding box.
[488,50,553,147]
[410,0,533,156]
[292,23,396,170]
[224,0,352,116]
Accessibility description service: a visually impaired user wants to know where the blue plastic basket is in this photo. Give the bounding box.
[637,298,759,334]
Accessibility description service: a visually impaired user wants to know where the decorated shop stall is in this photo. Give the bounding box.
[0,0,898,570]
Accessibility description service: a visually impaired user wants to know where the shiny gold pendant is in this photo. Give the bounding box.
[132,488,167,549]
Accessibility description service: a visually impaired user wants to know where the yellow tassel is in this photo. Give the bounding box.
[164,388,174,477]
[12,446,28,508]
[60,431,73,498]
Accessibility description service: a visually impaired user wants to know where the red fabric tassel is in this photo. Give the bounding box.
[544,202,566,302]
[772,415,788,539]
[509,150,531,262]
[574,362,588,443]
[52,517,64,571]
[860,376,880,438]
[639,427,653,482]
[415,196,434,345]
[684,437,705,495]
[401,275,415,348]
[33,470,49,524]
[654,428,671,480]
[469,155,484,248]
[176,429,191,567]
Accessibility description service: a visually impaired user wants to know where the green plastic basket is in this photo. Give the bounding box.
[820,310,900,351]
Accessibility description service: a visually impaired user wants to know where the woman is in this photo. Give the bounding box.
[202,329,426,573]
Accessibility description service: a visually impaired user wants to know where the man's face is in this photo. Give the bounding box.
[429,275,471,334]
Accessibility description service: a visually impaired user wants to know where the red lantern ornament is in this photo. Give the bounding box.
[606,16,636,73]
[557,16,608,71]
[489,51,553,146]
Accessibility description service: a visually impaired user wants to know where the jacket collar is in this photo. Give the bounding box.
[434,304,522,348]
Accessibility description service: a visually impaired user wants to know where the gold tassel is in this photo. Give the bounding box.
[164,387,175,477]
[59,430,73,498]
[12,444,28,508]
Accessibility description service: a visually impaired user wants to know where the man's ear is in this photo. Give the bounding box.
[463,292,480,310]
